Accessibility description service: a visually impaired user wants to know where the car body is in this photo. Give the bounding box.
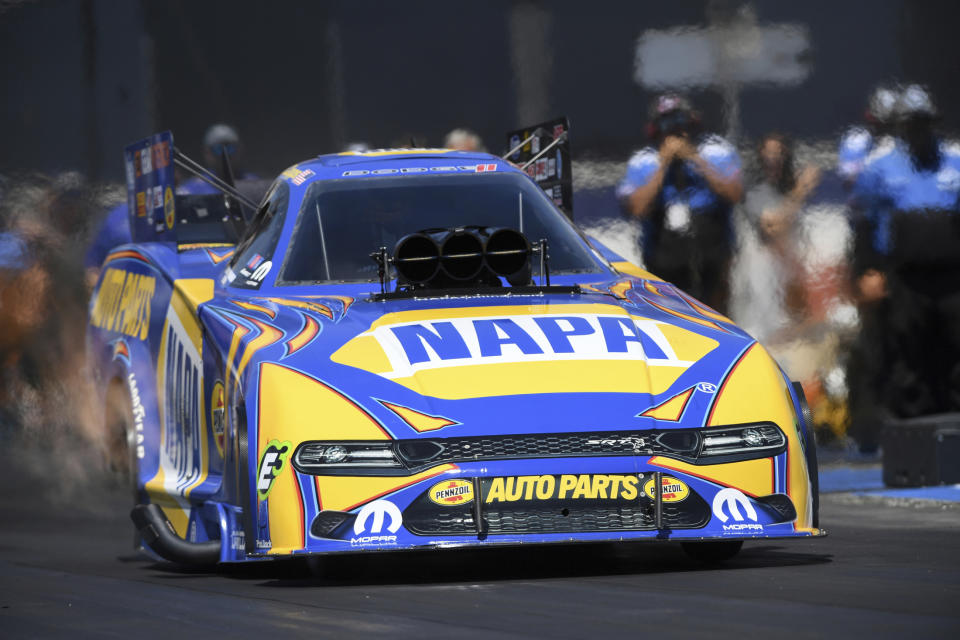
[88,133,822,566]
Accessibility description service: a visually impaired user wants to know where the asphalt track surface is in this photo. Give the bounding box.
[2,456,958,639]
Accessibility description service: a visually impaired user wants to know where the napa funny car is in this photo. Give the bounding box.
[87,130,822,567]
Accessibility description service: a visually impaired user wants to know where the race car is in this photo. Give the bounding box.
[87,131,822,568]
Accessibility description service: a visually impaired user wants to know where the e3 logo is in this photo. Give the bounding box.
[257,439,291,499]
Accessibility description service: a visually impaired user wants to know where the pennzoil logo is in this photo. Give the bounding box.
[258,439,292,499]
[211,381,225,457]
[90,268,156,340]
[429,479,474,506]
[642,476,689,503]
[485,474,640,504]
[164,187,175,229]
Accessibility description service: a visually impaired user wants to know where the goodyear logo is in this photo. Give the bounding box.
[90,268,156,340]
[429,479,474,506]
[642,476,689,503]
[485,474,640,504]
[364,313,689,378]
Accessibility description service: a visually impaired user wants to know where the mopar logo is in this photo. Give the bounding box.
[351,500,402,546]
[353,500,403,535]
[367,313,689,378]
[712,488,763,532]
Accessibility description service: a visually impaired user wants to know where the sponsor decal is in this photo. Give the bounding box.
[712,487,763,532]
[429,479,474,506]
[531,134,541,154]
[230,530,245,551]
[127,372,146,459]
[548,157,556,178]
[211,381,225,456]
[485,474,640,504]
[133,151,142,177]
[159,313,205,494]
[535,158,547,181]
[509,134,521,160]
[164,187,175,229]
[136,191,146,217]
[556,151,563,179]
[351,499,402,546]
[342,165,496,177]
[697,381,717,393]
[152,185,163,211]
[642,475,689,503]
[365,313,687,379]
[291,169,315,185]
[90,268,156,340]
[257,439,292,499]
[247,260,272,286]
[247,254,264,270]
[140,147,152,175]
[151,140,170,170]
[553,124,565,140]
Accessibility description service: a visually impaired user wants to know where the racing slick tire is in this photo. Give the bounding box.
[105,378,138,500]
[792,381,819,528]
[681,540,743,563]
[105,378,141,547]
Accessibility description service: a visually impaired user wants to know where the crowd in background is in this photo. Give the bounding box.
[1,84,957,457]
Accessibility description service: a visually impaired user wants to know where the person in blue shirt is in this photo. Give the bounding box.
[847,84,960,448]
[837,85,900,185]
[618,94,743,312]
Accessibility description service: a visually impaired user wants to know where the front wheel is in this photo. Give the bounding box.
[681,540,743,564]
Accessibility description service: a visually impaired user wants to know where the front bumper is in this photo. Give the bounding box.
[238,454,823,561]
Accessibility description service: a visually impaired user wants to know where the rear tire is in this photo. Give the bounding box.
[681,540,743,564]
[105,380,137,491]
[105,379,141,548]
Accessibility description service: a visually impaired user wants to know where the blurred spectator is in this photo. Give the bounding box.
[847,84,960,450]
[617,93,743,312]
[1,175,93,417]
[179,123,257,194]
[443,128,486,152]
[837,85,900,185]
[736,133,821,342]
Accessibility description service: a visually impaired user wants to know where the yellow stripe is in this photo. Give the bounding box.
[610,261,664,281]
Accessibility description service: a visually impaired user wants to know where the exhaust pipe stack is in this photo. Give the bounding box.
[131,503,221,566]
[393,226,531,288]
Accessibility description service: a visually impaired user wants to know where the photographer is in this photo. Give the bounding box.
[617,94,743,312]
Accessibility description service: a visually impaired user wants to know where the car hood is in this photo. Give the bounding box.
[201,278,758,438]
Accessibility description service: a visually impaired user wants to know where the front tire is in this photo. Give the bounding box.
[681,540,743,564]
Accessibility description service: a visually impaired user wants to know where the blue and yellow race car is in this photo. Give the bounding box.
[88,131,822,568]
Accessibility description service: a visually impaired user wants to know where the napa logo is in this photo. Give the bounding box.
[363,312,691,378]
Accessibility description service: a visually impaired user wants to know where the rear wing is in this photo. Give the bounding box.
[123,131,251,245]
[505,116,572,219]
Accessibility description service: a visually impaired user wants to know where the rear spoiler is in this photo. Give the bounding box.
[123,131,256,245]
[505,116,572,219]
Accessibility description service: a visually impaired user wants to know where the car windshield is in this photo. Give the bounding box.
[279,172,604,284]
